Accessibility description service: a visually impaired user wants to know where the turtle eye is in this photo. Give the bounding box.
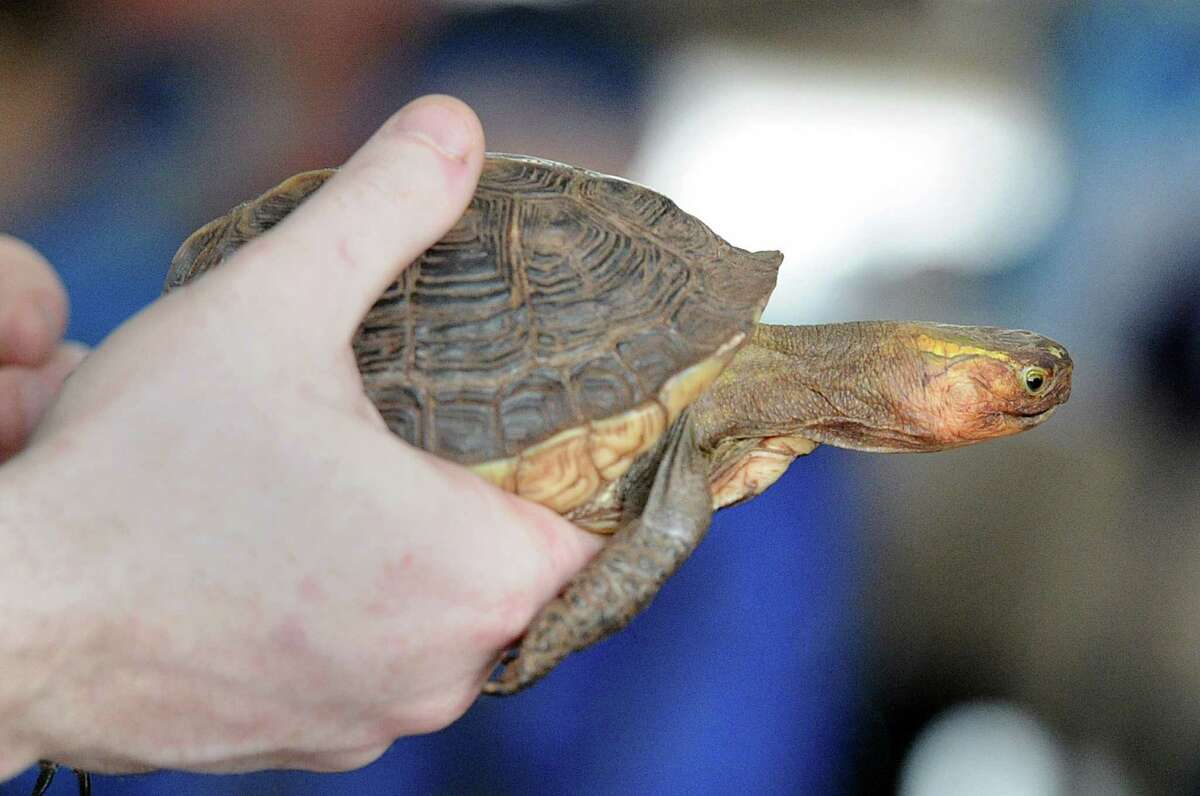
[1022,366,1048,394]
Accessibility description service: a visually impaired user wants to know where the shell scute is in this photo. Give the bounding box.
[432,389,500,459]
[368,382,424,447]
[589,402,668,480]
[498,367,575,455]
[569,353,640,419]
[479,156,573,195]
[616,330,688,393]
[515,428,600,513]
[521,199,594,256]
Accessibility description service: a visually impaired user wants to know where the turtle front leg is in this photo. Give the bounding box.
[31,761,91,796]
[484,415,712,695]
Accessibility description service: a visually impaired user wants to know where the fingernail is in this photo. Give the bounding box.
[394,98,474,161]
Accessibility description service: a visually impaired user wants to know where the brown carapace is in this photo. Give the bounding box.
[165,154,1072,696]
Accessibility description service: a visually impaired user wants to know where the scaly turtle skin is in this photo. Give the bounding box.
[163,154,1073,698]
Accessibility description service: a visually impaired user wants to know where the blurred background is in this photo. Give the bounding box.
[2,0,1198,793]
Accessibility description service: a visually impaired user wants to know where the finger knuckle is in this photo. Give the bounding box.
[393,685,478,735]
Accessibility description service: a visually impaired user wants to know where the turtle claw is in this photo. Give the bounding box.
[31,761,91,796]
[481,648,522,696]
[30,762,55,796]
[481,667,522,696]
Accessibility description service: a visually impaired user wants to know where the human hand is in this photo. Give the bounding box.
[0,95,602,779]
[0,236,87,462]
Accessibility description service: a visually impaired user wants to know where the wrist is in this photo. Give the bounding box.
[0,454,77,776]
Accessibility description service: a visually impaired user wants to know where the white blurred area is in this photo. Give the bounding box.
[900,702,1134,796]
[630,40,1071,323]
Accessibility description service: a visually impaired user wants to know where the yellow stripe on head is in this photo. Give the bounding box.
[913,333,1015,364]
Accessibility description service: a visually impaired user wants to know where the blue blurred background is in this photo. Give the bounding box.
[3,1,1199,793]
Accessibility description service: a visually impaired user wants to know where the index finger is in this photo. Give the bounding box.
[236,95,485,342]
[0,236,69,366]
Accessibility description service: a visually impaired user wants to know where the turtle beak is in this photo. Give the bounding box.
[1014,403,1058,426]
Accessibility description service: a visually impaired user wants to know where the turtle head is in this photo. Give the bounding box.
[701,321,1071,455]
[912,324,1073,446]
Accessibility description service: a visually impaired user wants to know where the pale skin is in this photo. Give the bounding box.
[0,95,602,780]
[0,236,88,463]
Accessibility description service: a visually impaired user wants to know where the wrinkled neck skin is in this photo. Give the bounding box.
[690,321,1072,456]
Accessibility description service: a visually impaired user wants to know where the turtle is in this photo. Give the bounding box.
[32,153,1072,796]
[157,154,1073,697]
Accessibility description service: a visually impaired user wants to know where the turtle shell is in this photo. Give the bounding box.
[167,154,781,515]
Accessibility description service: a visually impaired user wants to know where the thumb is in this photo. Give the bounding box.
[235,95,484,343]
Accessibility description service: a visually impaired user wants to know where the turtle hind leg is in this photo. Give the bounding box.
[30,761,91,796]
[484,414,712,695]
